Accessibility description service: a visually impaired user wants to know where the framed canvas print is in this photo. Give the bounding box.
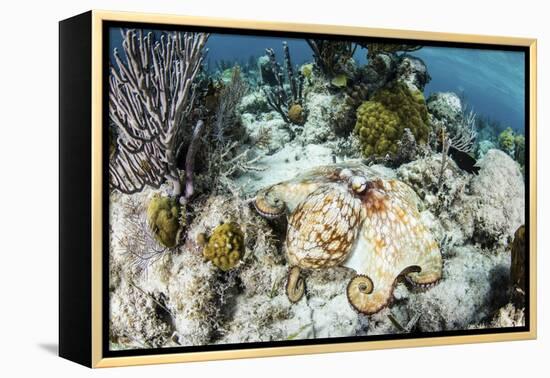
[59,10,537,368]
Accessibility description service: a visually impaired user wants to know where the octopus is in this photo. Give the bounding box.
[254,162,442,315]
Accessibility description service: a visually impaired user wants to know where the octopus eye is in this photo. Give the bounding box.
[350,176,367,193]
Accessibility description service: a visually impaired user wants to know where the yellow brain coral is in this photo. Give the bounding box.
[146,194,182,248]
[288,103,305,125]
[203,222,245,271]
[354,81,430,158]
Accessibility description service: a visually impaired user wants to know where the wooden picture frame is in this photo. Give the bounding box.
[59,10,537,368]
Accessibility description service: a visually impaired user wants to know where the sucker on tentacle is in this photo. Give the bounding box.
[286,266,305,303]
[347,275,374,314]
[405,276,442,291]
[254,187,287,219]
[253,201,284,219]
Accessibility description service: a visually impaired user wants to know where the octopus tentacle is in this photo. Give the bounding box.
[254,187,287,218]
[347,274,374,313]
[286,266,305,303]
[343,178,442,314]
[405,241,442,287]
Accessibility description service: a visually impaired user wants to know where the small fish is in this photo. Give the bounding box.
[449,146,480,174]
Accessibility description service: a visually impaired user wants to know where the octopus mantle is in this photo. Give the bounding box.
[254,162,442,315]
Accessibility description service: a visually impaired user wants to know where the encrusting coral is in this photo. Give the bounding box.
[146,194,182,248]
[354,82,430,159]
[361,45,425,94]
[254,162,442,315]
[201,222,245,271]
[397,153,475,246]
[396,55,431,92]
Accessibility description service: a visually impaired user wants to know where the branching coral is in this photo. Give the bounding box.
[306,39,357,80]
[354,81,430,159]
[262,42,305,125]
[117,196,170,274]
[199,140,265,195]
[213,66,249,144]
[433,108,477,190]
[109,29,209,197]
[449,109,477,154]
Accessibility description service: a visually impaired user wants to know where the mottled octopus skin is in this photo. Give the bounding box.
[286,183,362,269]
[254,162,376,218]
[342,178,442,314]
[254,167,339,218]
[254,162,442,315]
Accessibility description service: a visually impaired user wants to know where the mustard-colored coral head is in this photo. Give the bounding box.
[354,81,430,159]
[354,101,400,158]
[203,222,245,271]
[146,194,182,248]
[300,63,313,79]
[331,73,348,88]
[288,103,305,125]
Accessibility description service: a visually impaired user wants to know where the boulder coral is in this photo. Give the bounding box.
[202,222,245,271]
[470,149,525,248]
[354,82,430,159]
[355,101,400,157]
[397,153,475,247]
[146,194,182,248]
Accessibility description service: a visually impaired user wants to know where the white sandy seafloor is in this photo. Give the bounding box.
[108,82,526,351]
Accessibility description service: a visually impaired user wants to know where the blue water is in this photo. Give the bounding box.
[415,47,525,131]
[109,28,525,132]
